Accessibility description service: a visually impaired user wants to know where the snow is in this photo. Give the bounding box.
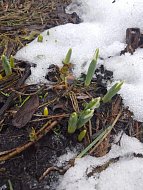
[57,147,79,167]
[105,49,143,121]
[15,0,143,84]
[15,23,124,84]
[98,158,143,190]
[57,134,143,190]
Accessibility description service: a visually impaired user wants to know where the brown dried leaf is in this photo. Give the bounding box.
[53,104,66,112]
[12,94,39,128]
[76,93,90,100]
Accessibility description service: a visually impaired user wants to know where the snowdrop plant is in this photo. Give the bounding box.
[68,112,78,134]
[84,97,101,110]
[84,48,99,86]
[1,55,12,76]
[10,55,15,68]
[78,129,87,142]
[43,107,49,116]
[102,81,124,103]
[37,34,43,42]
[77,109,94,129]
[67,81,123,140]
[68,97,101,134]
[63,48,72,65]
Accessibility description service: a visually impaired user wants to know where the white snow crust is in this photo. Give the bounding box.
[105,49,143,121]
[57,134,143,190]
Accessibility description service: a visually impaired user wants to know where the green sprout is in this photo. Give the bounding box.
[77,112,121,158]
[78,129,87,142]
[29,127,37,142]
[37,34,43,42]
[63,48,72,65]
[0,74,3,80]
[77,109,94,129]
[1,55,12,76]
[10,55,15,68]
[67,81,123,135]
[44,106,49,116]
[102,81,124,103]
[66,48,123,142]
[84,97,101,110]
[8,179,14,190]
[84,48,99,86]
[68,112,78,134]
[67,98,100,134]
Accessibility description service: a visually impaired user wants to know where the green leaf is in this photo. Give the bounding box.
[63,48,72,65]
[84,48,99,86]
[1,55,12,76]
[37,34,43,42]
[84,97,101,110]
[22,31,40,41]
[102,81,124,103]
[77,109,94,129]
[78,129,87,142]
[44,107,49,116]
[77,112,121,158]
[8,179,14,190]
[68,112,78,134]
[29,127,37,142]
[0,74,3,80]
[10,55,15,68]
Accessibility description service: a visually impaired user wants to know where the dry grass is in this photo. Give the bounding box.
[0,0,72,61]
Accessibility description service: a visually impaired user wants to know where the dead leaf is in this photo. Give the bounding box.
[76,93,90,100]
[12,94,39,128]
[53,104,67,112]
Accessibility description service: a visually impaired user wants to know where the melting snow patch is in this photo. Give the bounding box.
[57,134,143,190]
[15,0,143,83]
[15,0,143,121]
[105,49,143,121]
[57,147,79,167]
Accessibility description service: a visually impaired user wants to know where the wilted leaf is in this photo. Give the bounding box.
[12,95,39,128]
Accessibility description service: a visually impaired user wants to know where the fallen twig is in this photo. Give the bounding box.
[87,152,143,177]
[39,159,75,181]
[0,120,58,162]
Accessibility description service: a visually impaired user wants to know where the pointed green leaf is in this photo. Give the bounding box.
[84,48,99,86]
[1,55,12,76]
[68,112,78,134]
[78,130,87,142]
[37,34,43,42]
[102,81,124,103]
[84,97,101,110]
[63,48,72,65]
[10,55,15,68]
[77,109,94,129]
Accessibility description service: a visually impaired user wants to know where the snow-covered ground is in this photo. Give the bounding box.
[57,134,143,190]
[15,0,143,189]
